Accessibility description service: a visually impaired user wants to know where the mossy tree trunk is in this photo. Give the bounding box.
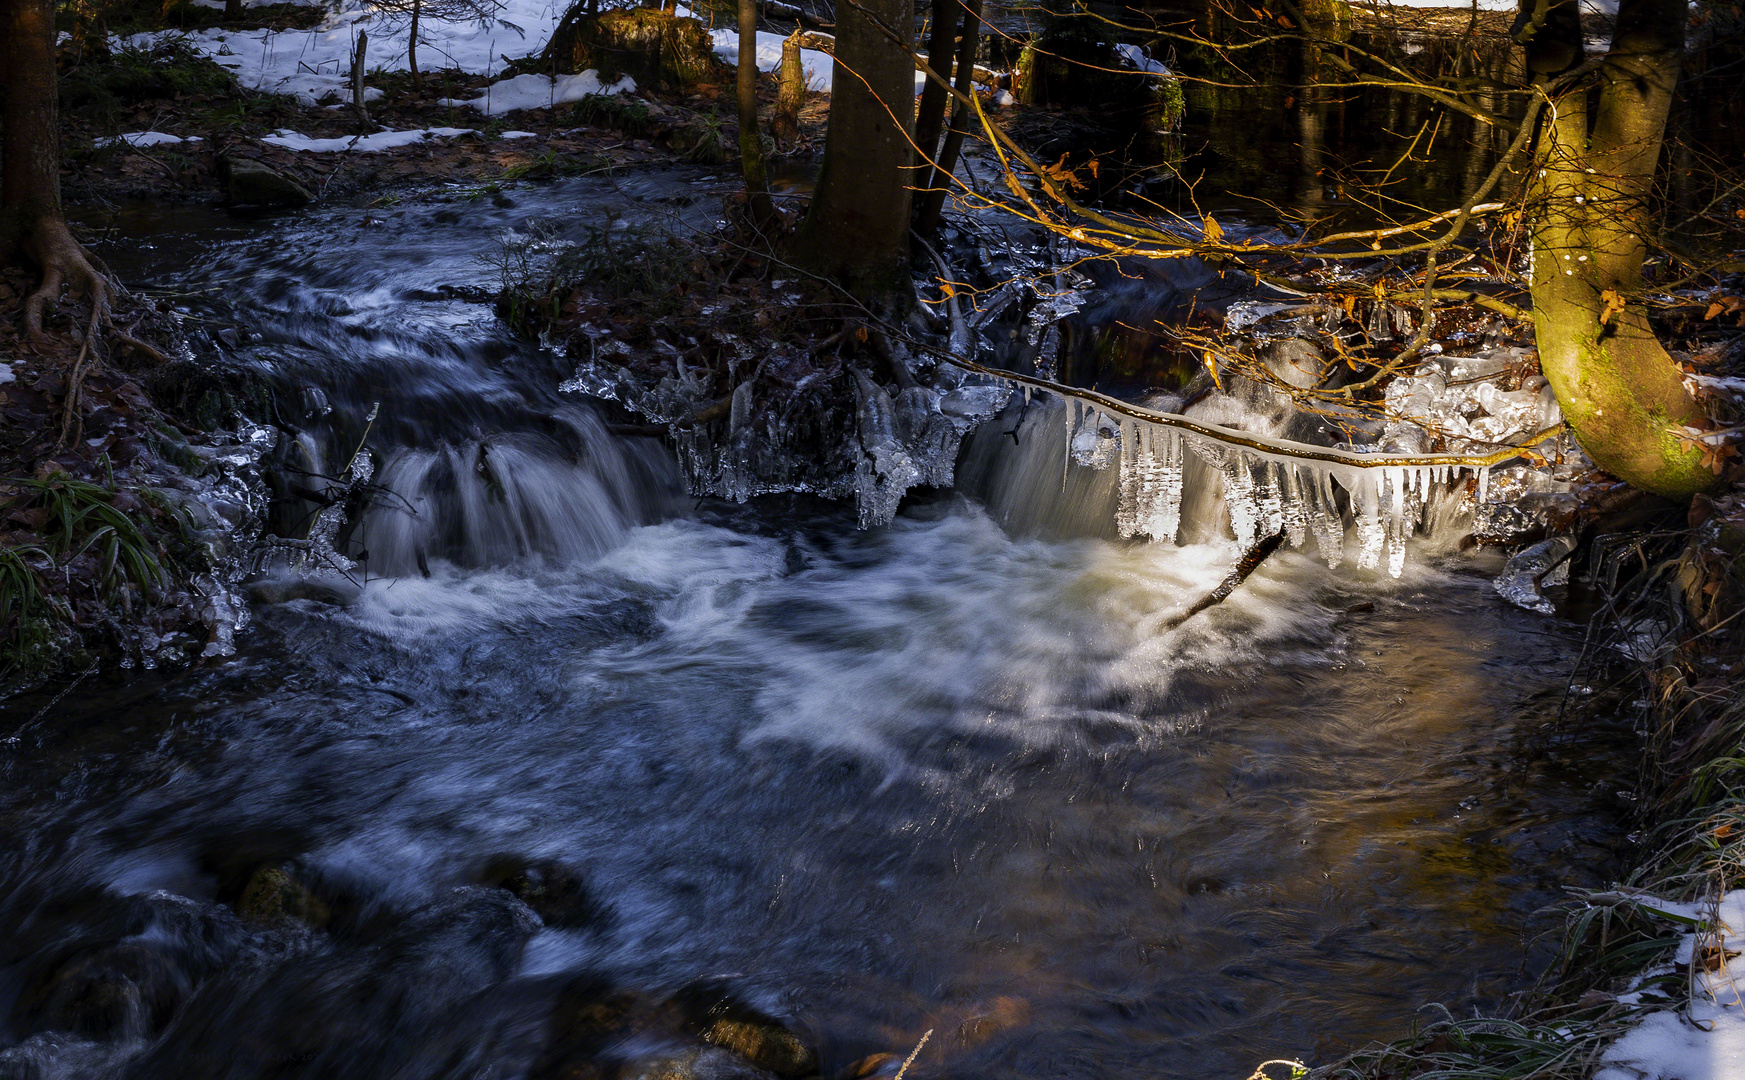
[3,0,112,341]
[1521,0,1719,499]
[789,0,915,302]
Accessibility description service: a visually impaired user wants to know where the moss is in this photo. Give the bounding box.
[541,7,725,90]
[60,37,239,122]
[1149,75,1186,132]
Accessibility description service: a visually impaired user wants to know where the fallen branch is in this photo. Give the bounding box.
[1162,530,1286,630]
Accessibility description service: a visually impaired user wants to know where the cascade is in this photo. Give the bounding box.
[968,366,1532,577]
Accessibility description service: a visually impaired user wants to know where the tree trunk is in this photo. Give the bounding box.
[915,0,982,238]
[736,0,774,222]
[788,0,915,301]
[913,0,962,173]
[3,0,111,339]
[224,0,242,20]
[1522,0,1719,499]
[409,0,422,93]
[773,31,804,149]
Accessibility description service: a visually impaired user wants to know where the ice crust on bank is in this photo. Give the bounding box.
[1593,890,1745,1080]
[1383,350,1563,453]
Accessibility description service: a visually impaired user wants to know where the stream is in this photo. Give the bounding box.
[2,172,1637,1080]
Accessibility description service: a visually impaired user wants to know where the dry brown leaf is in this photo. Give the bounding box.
[1598,287,1628,326]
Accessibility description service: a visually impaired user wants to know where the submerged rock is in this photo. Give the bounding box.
[479,856,611,929]
[237,864,332,927]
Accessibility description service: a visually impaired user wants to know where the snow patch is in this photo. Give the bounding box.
[1594,890,1745,1080]
[709,28,927,95]
[95,131,204,148]
[261,126,478,152]
[436,71,635,115]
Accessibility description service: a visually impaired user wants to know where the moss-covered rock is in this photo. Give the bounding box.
[541,8,725,91]
[237,865,332,927]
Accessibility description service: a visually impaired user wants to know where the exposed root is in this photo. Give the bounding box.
[22,216,116,344]
[112,332,171,365]
[54,307,104,453]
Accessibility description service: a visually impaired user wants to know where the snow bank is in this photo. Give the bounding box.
[262,126,478,151]
[95,131,204,148]
[1594,890,1745,1080]
[436,71,634,115]
[120,0,574,105]
[709,27,928,96]
[1114,43,1169,76]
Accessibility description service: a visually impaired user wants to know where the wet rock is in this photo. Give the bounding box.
[479,856,610,929]
[673,985,817,1078]
[15,941,191,1039]
[245,577,358,607]
[624,1046,780,1080]
[533,980,691,1078]
[237,864,332,927]
[840,1053,898,1079]
[220,155,313,208]
[699,1018,817,1078]
[123,888,545,1080]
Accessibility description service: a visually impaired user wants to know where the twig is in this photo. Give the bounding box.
[892,1029,931,1080]
[1163,531,1286,630]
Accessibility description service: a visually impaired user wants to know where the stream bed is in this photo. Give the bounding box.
[1,174,1636,1080]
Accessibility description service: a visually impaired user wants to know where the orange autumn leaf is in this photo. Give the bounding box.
[1598,288,1628,326]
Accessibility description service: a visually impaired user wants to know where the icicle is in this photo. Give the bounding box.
[1280,463,1308,549]
[1223,450,1258,548]
[1311,468,1344,568]
[1382,468,1408,578]
[1253,458,1284,539]
[1475,463,1491,504]
[1116,419,1142,538]
[1354,470,1385,571]
[1060,402,1074,493]
[1155,426,1183,544]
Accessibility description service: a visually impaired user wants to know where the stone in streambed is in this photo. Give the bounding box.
[220,155,313,207]
[15,941,191,1040]
[479,856,612,929]
[237,864,332,928]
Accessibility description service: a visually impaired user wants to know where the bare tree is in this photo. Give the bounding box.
[369,0,506,93]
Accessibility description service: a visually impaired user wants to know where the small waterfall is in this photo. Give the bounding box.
[955,380,1493,575]
[351,410,679,577]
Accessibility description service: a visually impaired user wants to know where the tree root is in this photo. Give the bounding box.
[23,215,115,344]
[54,306,104,453]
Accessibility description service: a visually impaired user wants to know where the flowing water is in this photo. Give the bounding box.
[2,174,1635,1080]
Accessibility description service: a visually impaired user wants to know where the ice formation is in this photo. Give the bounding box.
[986,373,1515,577]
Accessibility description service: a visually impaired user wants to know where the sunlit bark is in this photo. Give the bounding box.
[1522,0,1719,498]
